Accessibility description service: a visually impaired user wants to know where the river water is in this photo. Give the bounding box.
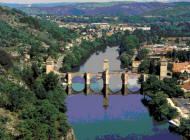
[65,47,182,140]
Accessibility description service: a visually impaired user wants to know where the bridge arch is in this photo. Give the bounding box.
[109,76,122,93]
[126,73,141,92]
[89,75,104,92]
[71,75,85,92]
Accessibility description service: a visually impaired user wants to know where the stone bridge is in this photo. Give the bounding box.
[47,58,145,96]
[60,71,135,96]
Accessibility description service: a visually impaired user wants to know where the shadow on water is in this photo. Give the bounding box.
[94,132,181,140]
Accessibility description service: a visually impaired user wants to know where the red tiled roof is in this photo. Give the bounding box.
[172,62,190,72]
[181,81,190,90]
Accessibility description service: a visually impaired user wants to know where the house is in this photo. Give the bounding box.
[181,81,190,92]
[132,60,141,73]
[106,31,113,37]
[172,62,190,73]
[137,27,151,31]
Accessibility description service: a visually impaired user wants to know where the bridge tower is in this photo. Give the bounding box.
[103,59,110,85]
[103,59,109,72]
[67,73,72,85]
[46,56,54,74]
[85,73,91,95]
[67,73,72,95]
[103,59,109,97]
[160,57,168,80]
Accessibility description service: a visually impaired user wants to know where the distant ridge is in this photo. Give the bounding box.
[9,1,189,16]
[0,2,75,8]
[1,1,190,8]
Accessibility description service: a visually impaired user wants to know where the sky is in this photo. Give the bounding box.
[1,0,189,4]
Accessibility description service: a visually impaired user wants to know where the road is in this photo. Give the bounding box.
[55,55,64,71]
[175,98,190,116]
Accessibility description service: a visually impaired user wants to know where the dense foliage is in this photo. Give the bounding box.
[0,6,79,61]
[135,48,149,61]
[141,75,184,98]
[0,116,12,140]
[119,35,139,68]
[169,118,190,139]
[138,59,160,75]
[142,92,178,121]
[0,67,69,139]
[140,75,183,121]
[60,14,190,24]
[166,49,190,62]
[177,118,190,137]
[0,49,13,70]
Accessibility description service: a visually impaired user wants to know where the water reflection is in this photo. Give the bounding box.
[66,47,182,140]
[79,47,121,73]
[103,97,109,110]
[109,76,122,92]
[71,76,85,92]
[90,76,103,92]
[66,94,181,140]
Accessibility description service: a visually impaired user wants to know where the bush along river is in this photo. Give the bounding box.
[65,47,183,140]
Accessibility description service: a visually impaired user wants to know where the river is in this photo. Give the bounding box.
[65,47,182,140]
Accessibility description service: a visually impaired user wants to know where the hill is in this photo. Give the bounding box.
[0,5,78,62]
[18,2,166,16]
[144,2,190,17]
[0,5,77,139]
[15,1,190,17]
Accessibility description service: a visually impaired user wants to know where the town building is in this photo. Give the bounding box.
[132,60,141,73]
[172,62,190,73]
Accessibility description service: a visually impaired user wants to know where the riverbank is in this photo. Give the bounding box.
[140,74,190,138]
[62,128,76,140]
[167,98,189,122]
[61,32,124,72]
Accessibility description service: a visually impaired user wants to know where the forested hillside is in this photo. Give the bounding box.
[0,5,75,139]
[0,5,78,61]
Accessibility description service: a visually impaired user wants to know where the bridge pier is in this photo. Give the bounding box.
[103,84,109,98]
[84,73,91,95]
[85,73,91,85]
[103,70,109,97]
[103,70,110,85]
[103,96,109,110]
[122,73,129,95]
[67,73,72,85]
[67,85,72,95]
[85,84,91,95]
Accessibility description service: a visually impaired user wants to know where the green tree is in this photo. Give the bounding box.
[120,53,131,68]
[0,49,13,70]
[43,72,59,91]
[136,48,149,60]
[178,118,190,137]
